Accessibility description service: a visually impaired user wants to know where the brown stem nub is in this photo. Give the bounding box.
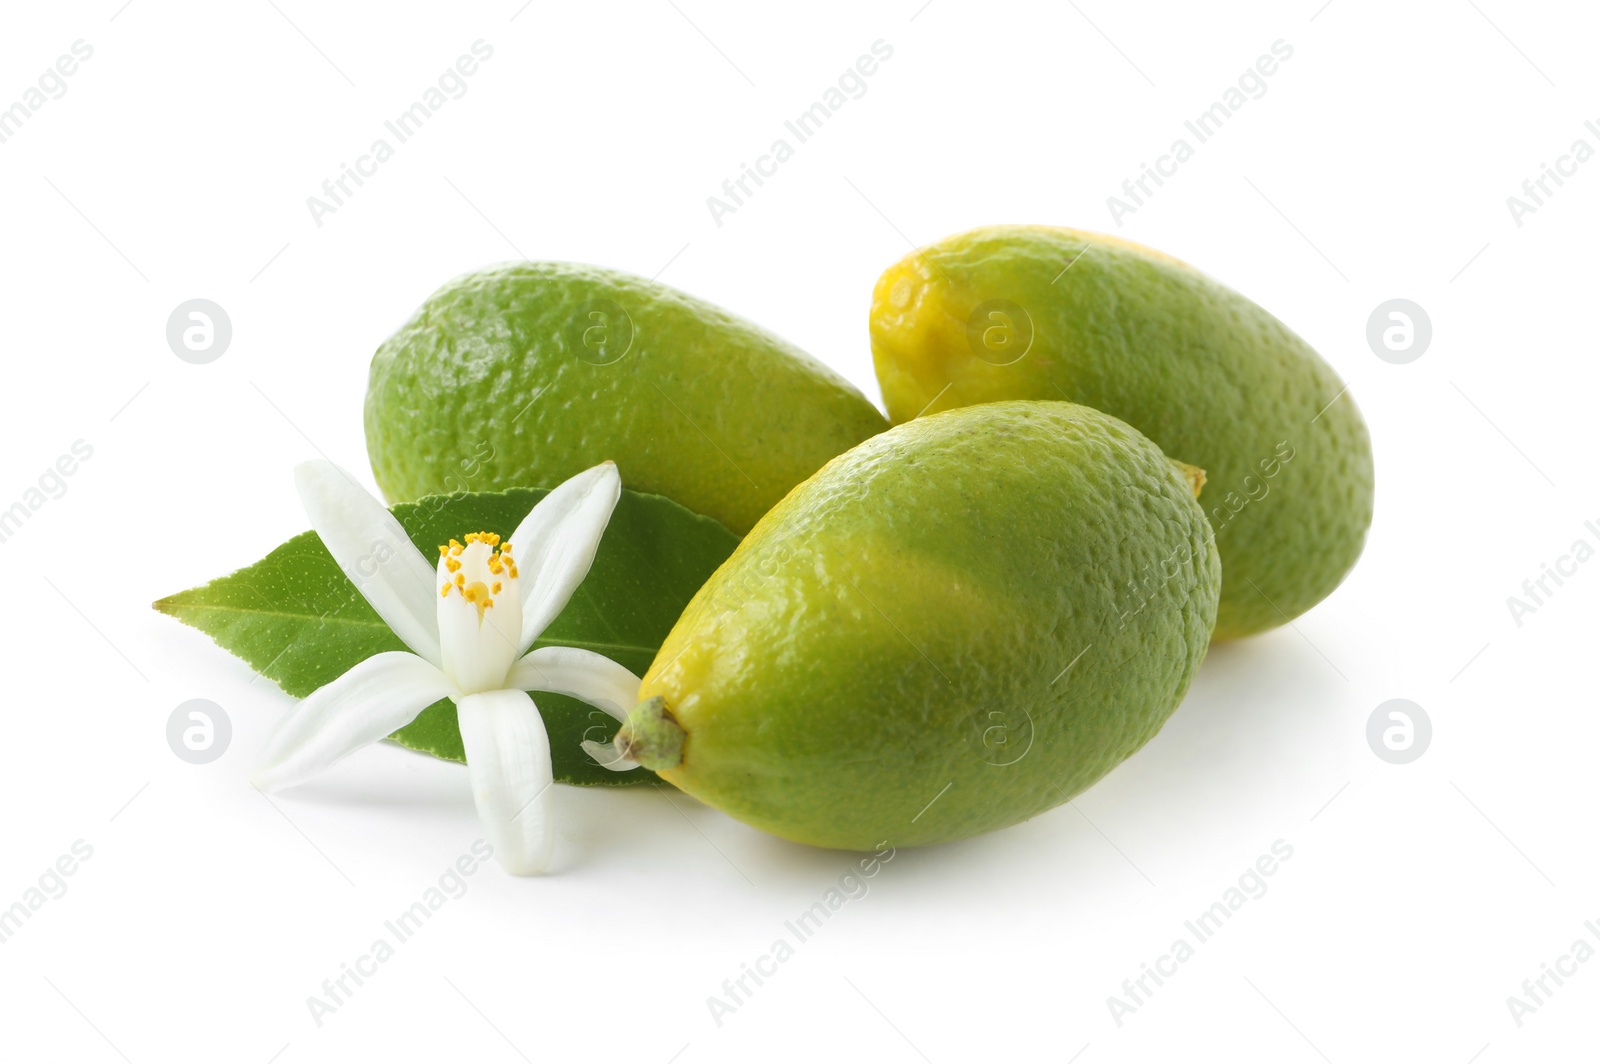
[615,696,685,772]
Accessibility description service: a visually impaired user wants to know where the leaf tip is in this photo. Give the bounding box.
[152,591,195,621]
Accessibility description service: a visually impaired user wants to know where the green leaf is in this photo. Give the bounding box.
[155,487,737,786]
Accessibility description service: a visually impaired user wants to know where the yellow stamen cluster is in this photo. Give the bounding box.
[437,533,519,618]
[484,537,520,581]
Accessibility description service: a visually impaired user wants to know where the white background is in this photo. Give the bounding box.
[0,1,1594,1061]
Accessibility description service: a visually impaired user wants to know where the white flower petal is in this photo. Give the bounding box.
[456,689,555,875]
[296,460,442,665]
[510,646,642,772]
[580,738,640,772]
[436,538,522,694]
[507,645,641,723]
[253,651,456,792]
[508,462,621,653]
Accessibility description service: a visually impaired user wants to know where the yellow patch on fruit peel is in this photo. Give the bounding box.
[871,259,971,414]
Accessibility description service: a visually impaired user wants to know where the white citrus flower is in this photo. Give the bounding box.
[253,460,639,875]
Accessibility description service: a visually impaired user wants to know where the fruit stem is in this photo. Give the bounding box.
[615,696,686,771]
[1170,459,1207,499]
